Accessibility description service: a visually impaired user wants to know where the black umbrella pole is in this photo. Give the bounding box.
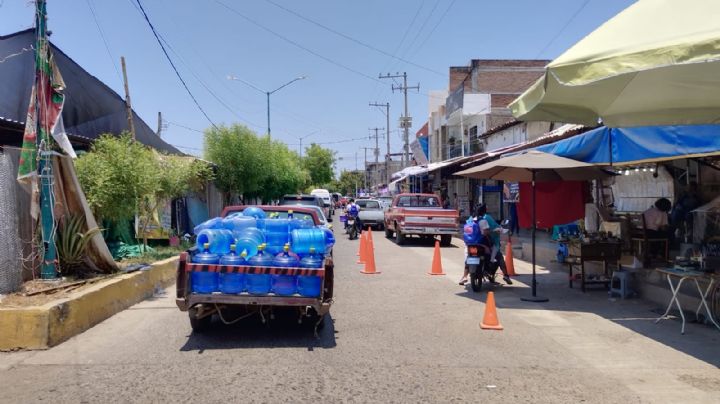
[522,172,548,303]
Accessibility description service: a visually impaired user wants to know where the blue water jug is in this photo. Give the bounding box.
[297,275,322,297]
[234,228,265,258]
[264,218,290,234]
[243,206,266,219]
[219,244,245,265]
[219,247,246,294]
[196,229,233,255]
[290,228,327,255]
[193,217,224,234]
[289,217,314,232]
[323,228,335,254]
[299,247,324,269]
[222,215,257,234]
[246,244,273,295]
[191,243,219,293]
[265,231,290,255]
[271,245,298,296]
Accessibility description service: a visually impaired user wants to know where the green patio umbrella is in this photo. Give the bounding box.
[510,0,720,127]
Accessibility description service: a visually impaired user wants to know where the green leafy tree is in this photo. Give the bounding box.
[75,133,158,223]
[204,124,265,200]
[257,137,310,202]
[303,143,336,186]
[336,170,364,196]
[137,155,214,243]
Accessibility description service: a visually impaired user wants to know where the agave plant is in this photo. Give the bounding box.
[57,214,102,277]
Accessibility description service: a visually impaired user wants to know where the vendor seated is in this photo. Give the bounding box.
[643,198,671,237]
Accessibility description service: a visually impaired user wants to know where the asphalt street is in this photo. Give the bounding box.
[1,224,718,403]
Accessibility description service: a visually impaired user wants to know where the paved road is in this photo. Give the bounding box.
[1,226,718,403]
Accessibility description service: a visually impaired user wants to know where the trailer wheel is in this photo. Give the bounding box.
[189,307,212,333]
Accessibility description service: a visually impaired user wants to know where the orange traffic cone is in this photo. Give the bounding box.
[505,239,517,277]
[366,226,373,244]
[357,232,366,264]
[360,234,380,274]
[428,240,446,275]
[480,291,503,330]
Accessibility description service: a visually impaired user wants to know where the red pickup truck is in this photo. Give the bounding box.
[384,193,460,246]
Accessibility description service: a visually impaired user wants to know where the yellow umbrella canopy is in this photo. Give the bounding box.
[510,0,720,127]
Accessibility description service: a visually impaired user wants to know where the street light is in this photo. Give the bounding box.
[227,74,307,139]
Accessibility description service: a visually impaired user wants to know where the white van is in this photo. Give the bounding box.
[310,189,333,216]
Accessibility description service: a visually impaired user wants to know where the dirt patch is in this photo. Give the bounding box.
[0,276,113,308]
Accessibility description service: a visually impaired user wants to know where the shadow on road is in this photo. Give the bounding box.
[179,312,337,352]
[453,270,720,368]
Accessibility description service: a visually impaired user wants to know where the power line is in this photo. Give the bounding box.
[166,120,205,133]
[215,0,388,86]
[262,0,444,77]
[85,0,123,87]
[398,0,441,63]
[408,0,457,60]
[133,0,218,129]
[536,0,591,58]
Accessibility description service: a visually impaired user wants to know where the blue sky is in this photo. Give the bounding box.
[0,0,633,173]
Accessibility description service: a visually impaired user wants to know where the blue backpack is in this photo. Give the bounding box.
[348,204,359,216]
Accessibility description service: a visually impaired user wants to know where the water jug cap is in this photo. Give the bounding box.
[283,243,290,252]
[309,246,316,254]
[230,244,236,252]
[203,242,210,250]
[240,250,248,258]
[288,209,293,214]
[258,244,265,251]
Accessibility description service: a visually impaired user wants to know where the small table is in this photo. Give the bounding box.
[654,268,720,334]
[566,241,622,292]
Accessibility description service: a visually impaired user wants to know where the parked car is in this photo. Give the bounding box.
[280,194,331,220]
[356,199,385,230]
[384,193,459,246]
[311,189,334,216]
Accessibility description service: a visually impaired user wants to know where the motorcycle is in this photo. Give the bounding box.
[465,244,497,292]
[346,215,359,240]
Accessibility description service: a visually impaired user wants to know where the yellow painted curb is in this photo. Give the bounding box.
[0,257,178,351]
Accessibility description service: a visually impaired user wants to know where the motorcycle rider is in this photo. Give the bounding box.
[459,216,492,285]
[459,204,512,286]
[476,203,512,285]
[345,198,362,233]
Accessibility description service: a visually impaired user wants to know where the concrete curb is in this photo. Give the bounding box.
[0,257,178,351]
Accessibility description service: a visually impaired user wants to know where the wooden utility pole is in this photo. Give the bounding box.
[121,56,136,140]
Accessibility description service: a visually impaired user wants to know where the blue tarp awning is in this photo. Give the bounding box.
[535,125,720,165]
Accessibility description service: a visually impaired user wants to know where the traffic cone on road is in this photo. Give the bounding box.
[367,226,373,245]
[427,240,446,275]
[480,291,503,330]
[357,232,366,264]
[360,234,380,274]
[505,239,517,277]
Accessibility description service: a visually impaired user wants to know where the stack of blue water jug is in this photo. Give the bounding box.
[190,207,333,297]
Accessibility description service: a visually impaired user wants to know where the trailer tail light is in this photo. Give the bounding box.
[468,246,478,255]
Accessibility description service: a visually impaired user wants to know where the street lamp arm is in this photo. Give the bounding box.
[269,76,307,95]
[226,74,266,94]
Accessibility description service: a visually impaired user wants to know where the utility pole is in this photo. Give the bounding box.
[379,72,419,167]
[370,102,391,184]
[121,56,136,140]
[361,147,373,192]
[368,127,382,189]
[157,111,163,137]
